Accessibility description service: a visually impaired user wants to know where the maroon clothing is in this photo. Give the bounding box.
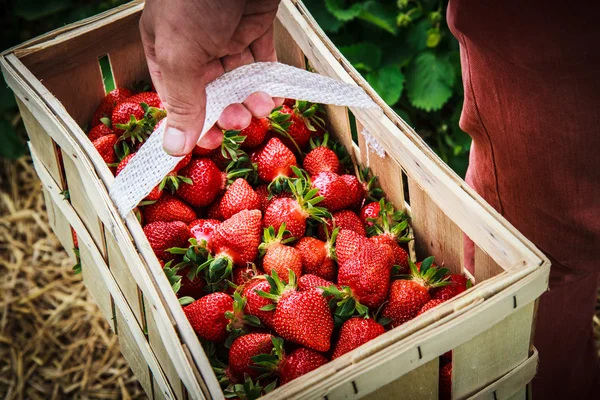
[447,1,600,398]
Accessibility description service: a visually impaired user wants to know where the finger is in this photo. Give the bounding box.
[217,103,252,131]
[249,24,276,62]
[221,48,255,72]
[243,92,275,118]
[139,16,166,101]
[272,97,285,108]
[197,125,224,150]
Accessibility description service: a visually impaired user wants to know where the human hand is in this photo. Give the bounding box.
[140,0,282,156]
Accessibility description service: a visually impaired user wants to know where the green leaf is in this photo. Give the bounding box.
[303,0,345,33]
[366,66,405,106]
[405,19,432,52]
[0,120,26,159]
[339,43,382,72]
[178,296,195,306]
[358,1,398,35]
[406,52,455,112]
[325,0,363,22]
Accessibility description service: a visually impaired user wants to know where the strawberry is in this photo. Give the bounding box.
[142,194,196,224]
[88,123,113,141]
[439,362,452,400]
[93,133,118,165]
[228,333,275,381]
[243,278,276,329]
[431,274,471,301]
[206,199,224,220]
[177,265,206,299]
[143,221,189,260]
[183,292,232,341]
[111,101,145,135]
[71,228,78,249]
[173,153,192,172]
[370,235,409,273]
[297,274,335,292]
[189,219,221,243]
[382,257,450,327]
[176,158,223,207]
[319,210,365,240]
[346,167,384,210]
[335,229,370,266]
[255,137,297,183]
[360,201,380,226]
[303,133,340,177]
[262,175,329,239]
[126,91,162,108]
[259,224,302,282]
[232,265,262,288]
[337,242,394,309]
[240,117,269,149]
[257,271,334,352]
[279,347,328,385]
[219,178,261,219]
[417,298,445,316]
[192,145,217,158]
[365,199,410,243]
[340,174,364,209]
[270,102,325,151]
[312,172,351,212]
[331,317,386,359]
[91,87,133,127]
[294,235,336,281]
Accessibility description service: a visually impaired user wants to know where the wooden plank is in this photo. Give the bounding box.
[274,17,306,69]
[107,230,145,329]
[42,57,106,127]
[367,359,438,400]
[79,243,115,331]
[109,36,150,89]
[474,245,505,284]
[407,179,463,273]
[453,302,535,399]
[16,97,64,188]
[146,304,186,400]
[325,105,353,160]
[41,186,76,260]
[115,307,154,398]
[62,152,107,258]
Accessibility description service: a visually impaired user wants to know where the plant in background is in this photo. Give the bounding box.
[304,0,471,177]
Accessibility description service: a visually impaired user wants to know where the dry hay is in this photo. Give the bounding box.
[0,156,146,400]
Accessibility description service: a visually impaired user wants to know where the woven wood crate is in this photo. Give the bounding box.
[1,1,550,399]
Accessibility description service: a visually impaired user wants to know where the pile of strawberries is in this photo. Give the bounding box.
[87,88,471,399]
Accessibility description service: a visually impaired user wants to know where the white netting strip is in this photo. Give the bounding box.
[361,127,386,160]
[110,62,381,217]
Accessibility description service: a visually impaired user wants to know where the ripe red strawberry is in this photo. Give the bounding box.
[173,153,192,172]
[382,257,450,327]
[335,229,370,266]
[126,91,162,108]
[243,278,276,329]
[240,117,269,149]
[71,228,78,249]
[189,219,220,243]
[331,317,386,359]
[341,174,365,209]
[88,123,113,141]
[319,210,365,240]
[208,209,262,267]
[192,145,217,157]
[177,265,206,299]
[365,199,410,243]
[143,221,189,260]
[294,236,336,281]
[260,224,303,282]
[431,274,471,301]
[270,105,315,151]
[219,178,261,219]
[206,199,224,220]
[255,184,271,213]
[142,194,196,224]
[303,133,341,177]
[183,292,232,341]
[228,333,275,381]
[370,235,409,273]
[176,158,223,207]
[360,201,380,226]
[232,266,262,288]
[312,172,351,212]
[337,242,394,308]
[258,271,334,352]
[439,362,452,400]
[93,134,118,164]
[91,87,133,126]
[417,298,445,316]
[297,274,335,292]
[255,137,297,183]
[279,347,328,385]
[111,101,145,135]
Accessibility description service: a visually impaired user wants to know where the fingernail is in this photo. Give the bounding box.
[163,127,186,155]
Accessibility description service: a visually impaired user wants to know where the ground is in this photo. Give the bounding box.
[0,156,598,399]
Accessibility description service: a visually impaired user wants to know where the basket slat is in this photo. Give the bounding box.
[79,242,116,331]
[367,359,439,400]
[109,36,150,90]
[41,187,76,260]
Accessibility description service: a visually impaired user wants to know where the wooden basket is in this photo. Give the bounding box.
[1,1,550,399]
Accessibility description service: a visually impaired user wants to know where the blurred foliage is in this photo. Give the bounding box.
[0,0,127,160]
[304,0,471,176]
[0,0,470,176]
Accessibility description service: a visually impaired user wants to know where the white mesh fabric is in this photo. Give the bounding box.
[110,62,381,217]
